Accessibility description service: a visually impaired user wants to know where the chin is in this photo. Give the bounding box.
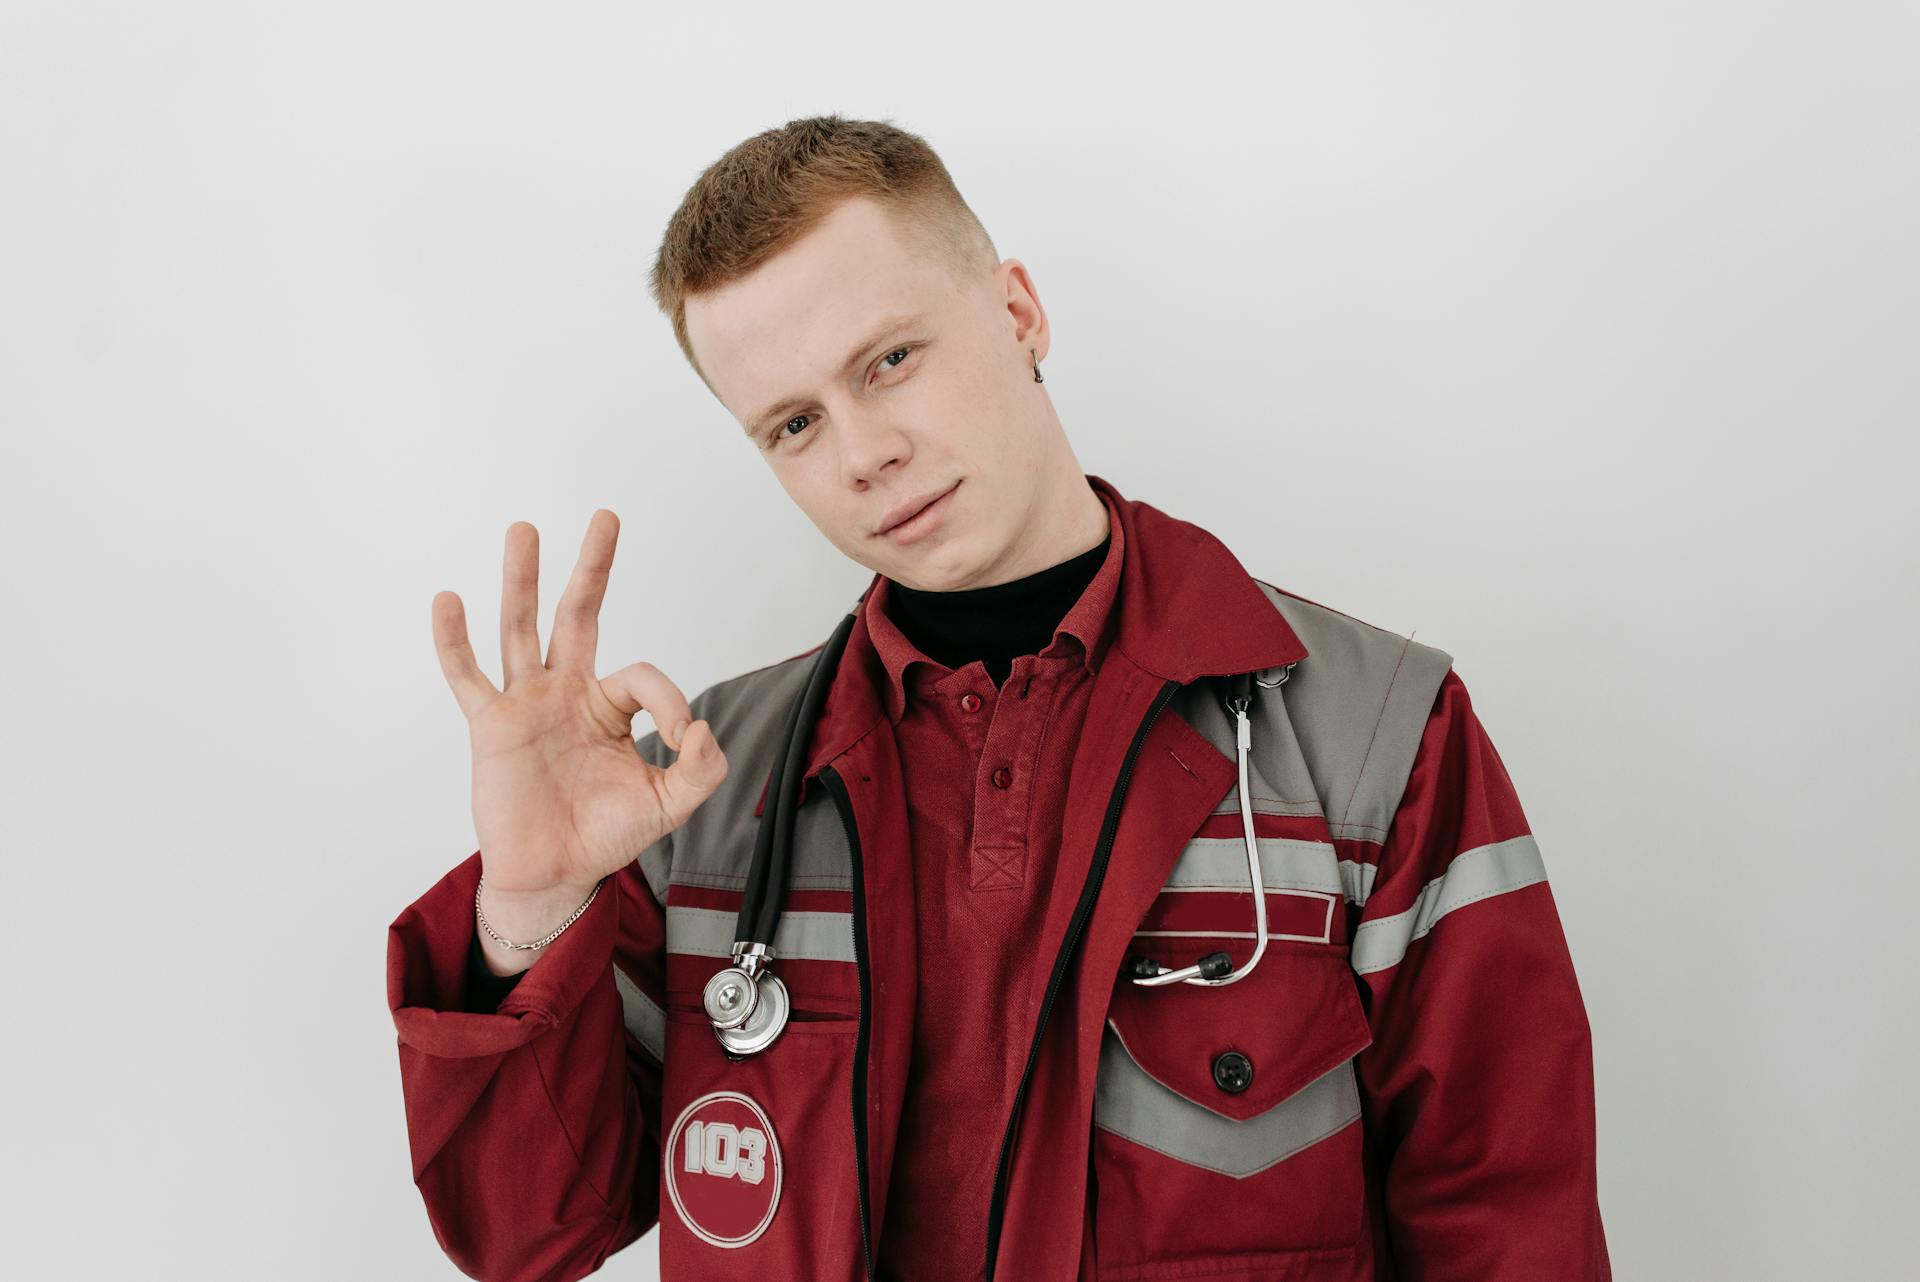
[914,542,1015,592]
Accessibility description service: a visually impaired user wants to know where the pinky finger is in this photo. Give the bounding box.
[432,591,501,718]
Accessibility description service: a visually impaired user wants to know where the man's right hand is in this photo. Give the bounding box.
[431,510,728,973]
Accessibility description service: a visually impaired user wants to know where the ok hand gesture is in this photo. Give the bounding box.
[432,511,728,911]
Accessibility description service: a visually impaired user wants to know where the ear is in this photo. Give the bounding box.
[996,258,1050,366]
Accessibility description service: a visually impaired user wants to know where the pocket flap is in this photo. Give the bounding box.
[1106,930,1372,1123]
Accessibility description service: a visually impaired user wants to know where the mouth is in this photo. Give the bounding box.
[877,481,960,545]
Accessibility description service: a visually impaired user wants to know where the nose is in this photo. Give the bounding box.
[836,406,912,488]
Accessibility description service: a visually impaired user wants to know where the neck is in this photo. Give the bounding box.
[885,507,1112,687]
[896,465,1108,592]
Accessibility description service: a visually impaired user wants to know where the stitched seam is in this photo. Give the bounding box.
[669,871,850,889]
[1237,794,1327,808]
[1095,1245,1358,1282]
[986,662,1058,881]
[1416,871,1548,934]
[1216,805,1322,819]
[527,1015,612,1212]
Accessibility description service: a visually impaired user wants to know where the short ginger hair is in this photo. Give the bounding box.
[648,114,999,378]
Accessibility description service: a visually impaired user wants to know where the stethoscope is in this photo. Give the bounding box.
[702,601,1295,1057]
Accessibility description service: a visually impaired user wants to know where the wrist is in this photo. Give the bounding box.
[475,875,605,961]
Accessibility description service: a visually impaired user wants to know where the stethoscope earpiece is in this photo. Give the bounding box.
[1126,950,1233,983]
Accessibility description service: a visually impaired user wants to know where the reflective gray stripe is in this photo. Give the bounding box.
[1093,1027,1361,1178]
[1349,834,1548,975]
[665,905,857,963]
[611,965,665,1060]
[1339,858,1376,906]
[1163,836,1377,906]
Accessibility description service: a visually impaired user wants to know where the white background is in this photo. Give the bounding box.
[3,2,1914,1278]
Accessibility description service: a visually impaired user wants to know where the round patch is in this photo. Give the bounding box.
[664,1090,783,1248]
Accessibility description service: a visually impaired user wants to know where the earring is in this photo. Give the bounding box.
[1031,350,1044,383]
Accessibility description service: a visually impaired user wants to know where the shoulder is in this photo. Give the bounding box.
[1252,577,1454,688]
[1249,578,1456,841]
[690,647,820,725]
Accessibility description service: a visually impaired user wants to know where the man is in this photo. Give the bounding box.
[387,115,1610,1281]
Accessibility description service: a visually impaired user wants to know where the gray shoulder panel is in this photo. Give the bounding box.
[630,727,672,903]
[633,652,853,892]
[1254,582,1453,844]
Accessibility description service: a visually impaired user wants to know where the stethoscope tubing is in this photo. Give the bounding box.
[738,607,858,949]
[1131,669,1272,987]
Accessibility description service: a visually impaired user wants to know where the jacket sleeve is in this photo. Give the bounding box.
[385,733,673,1282]
[1348,669,1610,1279]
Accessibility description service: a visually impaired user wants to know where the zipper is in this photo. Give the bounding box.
[818,765,875,1280]
[982,677,1181,1279]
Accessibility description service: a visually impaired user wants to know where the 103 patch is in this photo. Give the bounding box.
[665,1090,783,1248]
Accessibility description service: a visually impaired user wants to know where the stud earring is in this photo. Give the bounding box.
[1031,350,1044,383]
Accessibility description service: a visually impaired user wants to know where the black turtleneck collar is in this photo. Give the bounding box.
[883,532,1112,689]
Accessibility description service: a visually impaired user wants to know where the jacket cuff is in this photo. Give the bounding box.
[386,849,618,1059]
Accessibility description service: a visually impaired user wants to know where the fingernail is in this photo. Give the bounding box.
[671,719,689,746]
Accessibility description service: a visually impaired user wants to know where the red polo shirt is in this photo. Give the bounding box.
[866,487,1126,1280]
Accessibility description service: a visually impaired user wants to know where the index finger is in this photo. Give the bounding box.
[599,661,694,752]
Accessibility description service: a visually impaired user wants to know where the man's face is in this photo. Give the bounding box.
[685,195,1057,590]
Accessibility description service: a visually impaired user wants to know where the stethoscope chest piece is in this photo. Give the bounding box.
[704,952,790,1056]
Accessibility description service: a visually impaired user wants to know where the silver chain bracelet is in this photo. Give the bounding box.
[475,874,607,952]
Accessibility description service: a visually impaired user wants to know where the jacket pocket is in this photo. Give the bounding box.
[657,1002,864,1278]
[1093,897,1373,1278]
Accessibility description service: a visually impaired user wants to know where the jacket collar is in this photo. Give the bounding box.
[792,471,1310,787]
[862,479,1127,723]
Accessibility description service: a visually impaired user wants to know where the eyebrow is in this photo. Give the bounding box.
[745,312,929,437]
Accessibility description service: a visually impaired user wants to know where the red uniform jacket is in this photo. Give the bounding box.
[386,472,1611,1280]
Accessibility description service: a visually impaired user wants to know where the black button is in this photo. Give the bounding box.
[1212,1050,1253,1094]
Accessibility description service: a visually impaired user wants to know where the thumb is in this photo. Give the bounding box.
[665,717,728,801]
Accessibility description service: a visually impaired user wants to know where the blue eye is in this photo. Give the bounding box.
[773,414,811,446]
[881,346,910,368]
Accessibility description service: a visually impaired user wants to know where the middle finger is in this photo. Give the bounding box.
[500,521,543,684]
[546,509,619,673]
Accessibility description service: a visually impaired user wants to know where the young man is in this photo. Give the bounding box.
[387,115,1610,1281]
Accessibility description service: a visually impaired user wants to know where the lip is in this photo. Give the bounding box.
[877,481,959,545]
